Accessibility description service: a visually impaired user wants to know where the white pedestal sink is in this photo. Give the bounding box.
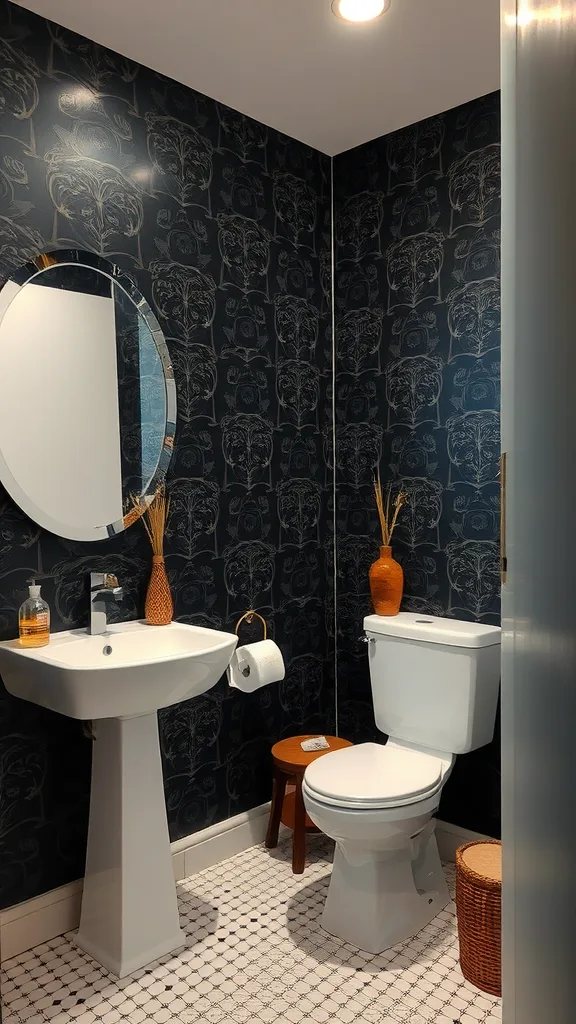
[0,620,237,978]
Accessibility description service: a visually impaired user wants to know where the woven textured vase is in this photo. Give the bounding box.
[369,545,403,616]
[145,555,173,626]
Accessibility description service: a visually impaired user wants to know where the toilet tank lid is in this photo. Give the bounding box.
[363,612,501,648]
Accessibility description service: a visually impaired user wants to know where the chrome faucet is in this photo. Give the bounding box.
[89,572,124,635]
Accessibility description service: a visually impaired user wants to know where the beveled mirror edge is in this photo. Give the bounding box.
[0,248,177,542]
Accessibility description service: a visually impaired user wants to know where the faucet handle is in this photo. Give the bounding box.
[90,572,121,592]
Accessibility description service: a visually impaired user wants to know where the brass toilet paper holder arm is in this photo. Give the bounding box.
[233,610,268,676]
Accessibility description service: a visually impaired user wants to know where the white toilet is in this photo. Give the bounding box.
[302,612,501,954]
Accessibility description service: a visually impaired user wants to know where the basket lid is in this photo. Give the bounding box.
[462,842,502,882]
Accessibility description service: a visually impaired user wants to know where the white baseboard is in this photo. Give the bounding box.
[172,800,273,880]
[0,801,272,963]
[0,879,84,965]
[0,807,495,962]
[435,818,495,862]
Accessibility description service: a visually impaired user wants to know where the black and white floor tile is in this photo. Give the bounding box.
[2,837,502,1023]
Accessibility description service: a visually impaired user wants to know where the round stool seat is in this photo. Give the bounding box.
[266,735,353,874]
[271,734,353,773]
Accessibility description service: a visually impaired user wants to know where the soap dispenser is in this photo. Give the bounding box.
[19,581,50,647]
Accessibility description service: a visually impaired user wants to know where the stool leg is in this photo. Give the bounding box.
[266,770,287,849]
[292,776,306,874]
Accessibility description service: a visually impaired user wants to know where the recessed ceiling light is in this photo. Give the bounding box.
[332,0,390,23]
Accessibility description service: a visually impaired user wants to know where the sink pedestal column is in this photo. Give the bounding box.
[76,712,185,977]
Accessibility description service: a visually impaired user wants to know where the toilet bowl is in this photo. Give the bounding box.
[303,740,454,953]
[302,612,501,954]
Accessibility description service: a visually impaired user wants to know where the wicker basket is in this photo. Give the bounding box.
[455,839,502,997]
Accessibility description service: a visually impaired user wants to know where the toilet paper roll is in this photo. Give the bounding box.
[227,639,285,693]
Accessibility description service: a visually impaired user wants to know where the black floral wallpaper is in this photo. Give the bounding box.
[0,0,503,913]
[333,92,502,839]
[0,0,333,909]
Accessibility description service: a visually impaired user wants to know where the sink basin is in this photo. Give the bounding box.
[0,618,238,979]
[0,619,238,719]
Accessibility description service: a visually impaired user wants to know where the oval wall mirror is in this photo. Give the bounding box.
[0,250,176,541]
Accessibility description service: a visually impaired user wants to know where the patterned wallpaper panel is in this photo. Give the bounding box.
[333,93,502,839]
[0,0,503,910]
[0,0,333,909]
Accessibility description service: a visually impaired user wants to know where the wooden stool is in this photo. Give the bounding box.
[265,735,353,874]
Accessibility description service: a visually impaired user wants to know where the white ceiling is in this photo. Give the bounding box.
[15,0,500,155]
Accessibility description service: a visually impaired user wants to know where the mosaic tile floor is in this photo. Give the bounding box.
[2,836,502,1023]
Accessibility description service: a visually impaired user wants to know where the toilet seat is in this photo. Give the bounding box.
[303,741,445,810]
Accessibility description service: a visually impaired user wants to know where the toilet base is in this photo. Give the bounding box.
[321,820,449,954]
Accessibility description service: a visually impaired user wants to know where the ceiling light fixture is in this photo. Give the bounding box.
[332,0,390,23]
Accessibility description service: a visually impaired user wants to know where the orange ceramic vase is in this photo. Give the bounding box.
[369,545,403,616]
[145,555,173,625]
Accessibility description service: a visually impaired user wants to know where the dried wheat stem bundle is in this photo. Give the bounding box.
[373,470,407,547]
[132,486,170,556]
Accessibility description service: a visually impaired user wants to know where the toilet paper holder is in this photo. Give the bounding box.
[234,610,268,676]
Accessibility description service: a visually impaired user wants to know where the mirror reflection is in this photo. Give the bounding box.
[0,250,176,541]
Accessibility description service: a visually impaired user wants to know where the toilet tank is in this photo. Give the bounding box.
[364,612,501,755]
